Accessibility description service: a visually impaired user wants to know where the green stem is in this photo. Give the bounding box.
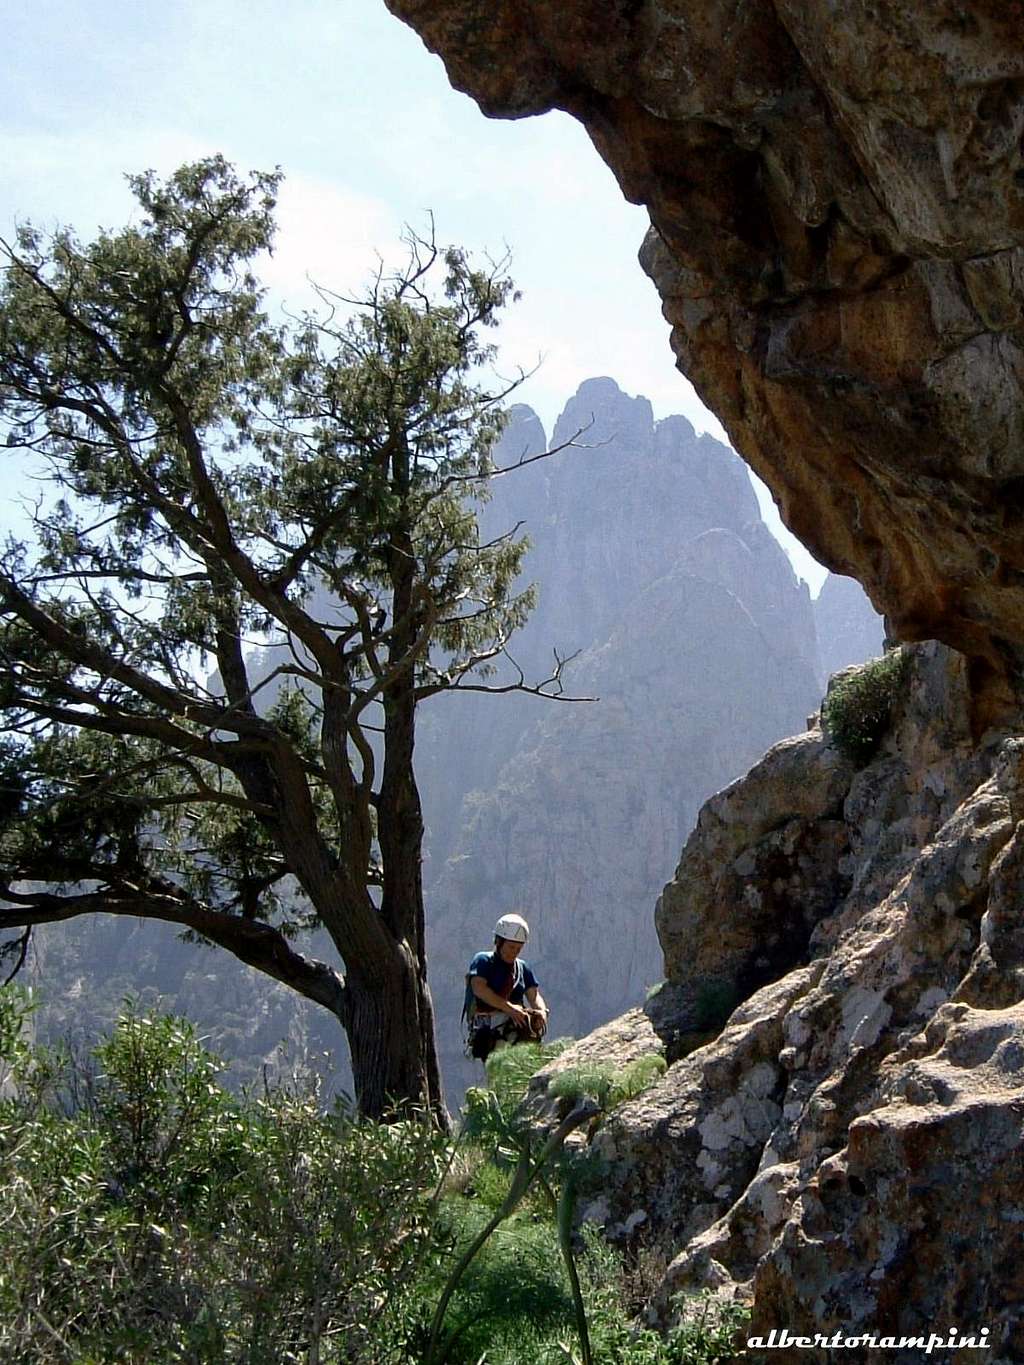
[539,1172,592,1365]
[424,1100,598,1365]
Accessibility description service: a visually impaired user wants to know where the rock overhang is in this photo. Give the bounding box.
[385,0,1024,716]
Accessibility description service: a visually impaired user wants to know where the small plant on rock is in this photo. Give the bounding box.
[822,648,908,764]
[547,1053,667,1112]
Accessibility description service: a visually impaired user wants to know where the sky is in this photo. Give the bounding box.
[2,0,827,590]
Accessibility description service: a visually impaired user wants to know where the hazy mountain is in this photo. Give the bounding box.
[419,378,825,1097]
[25,377,883,1109]
[813,572,886,677]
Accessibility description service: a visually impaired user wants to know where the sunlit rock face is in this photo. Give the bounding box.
[420,378,824,1103]
[527,642,1024,1356]
[385,0,1024,712]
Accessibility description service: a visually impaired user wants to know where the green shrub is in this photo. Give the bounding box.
[462,1038,572,1152]
[484,1036,572,1109]
[0,1010,742,1365]
[822,649,908,764]
[571,1230,748,1365]
[429,1195,575,1364]
[548,1053,667,1112]
[0,1006,448,1364]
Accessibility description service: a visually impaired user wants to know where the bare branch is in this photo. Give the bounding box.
[0,883,349,1024]
[0,927,32,987]
[417,648,595,703]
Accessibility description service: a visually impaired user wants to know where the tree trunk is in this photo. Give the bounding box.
[355,487,449,1129]
[345,943,449,1128]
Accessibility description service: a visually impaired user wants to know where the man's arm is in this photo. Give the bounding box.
[471,976,530,1027]
[526,986,549,1034]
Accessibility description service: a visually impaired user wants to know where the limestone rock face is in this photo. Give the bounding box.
[385,0,1024,706]
[813,575,885,681]
[755,1001,1024,1361]
[653,731,855,1049]
[420,379,824,1099]
[529,642,1024,1358]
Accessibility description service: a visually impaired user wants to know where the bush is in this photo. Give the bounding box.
[429,1195,576,1364]
[0,1010,743,1365]
[462,1037,572,1149]
[822,649,908,764]
[0,1006,448,1364]
[548,1053,667,1111]
[484,1036,572,1109]
[579,1230,749,1364]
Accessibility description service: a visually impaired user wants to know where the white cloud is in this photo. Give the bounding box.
[0,128,213,236]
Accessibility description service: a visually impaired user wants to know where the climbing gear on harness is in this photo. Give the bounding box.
[462,952,526,1057]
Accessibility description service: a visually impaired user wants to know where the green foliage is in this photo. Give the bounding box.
[485,1035,572,1107]
[0,983,33,1082]
[547,1052,667,1111]
[0,1011,747,1364]
[822,649,908,764]
[434,1044,740,1365]
[428,1186,745,1365]
[430,1194,578,1364]
[0,1006,447,1363]
[0,155,568,1117]
[577,1232,748,1365]
[0,158,534,920]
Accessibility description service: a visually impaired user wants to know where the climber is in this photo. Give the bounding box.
[463,912,549,1062]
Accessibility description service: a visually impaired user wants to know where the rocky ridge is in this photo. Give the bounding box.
[813,575,885,681]
[529,641,1024,1361]
[420,378,830,1098]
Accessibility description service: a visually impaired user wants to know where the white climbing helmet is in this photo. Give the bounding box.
[494,912,530,944]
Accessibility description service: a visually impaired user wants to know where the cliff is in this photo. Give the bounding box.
[385,0,1024,722]
[531,642,1024,1360]
[419,378,826,1098]
[383,3,1024,1357]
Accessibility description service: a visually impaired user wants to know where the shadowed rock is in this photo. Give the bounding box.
[386,0,1024,719]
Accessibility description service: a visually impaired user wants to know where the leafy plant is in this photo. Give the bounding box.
[575,1234,749,1364]
[0,1006,448,1363]
[0,1012,745,1364]
[547,1052,667,1111]
[822,649,908,764]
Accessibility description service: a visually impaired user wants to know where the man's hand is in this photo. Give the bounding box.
[528,1008,548,1038]
[506,1004,531,1030]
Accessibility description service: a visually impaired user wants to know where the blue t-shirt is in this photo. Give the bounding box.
[468,950,538,1009]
